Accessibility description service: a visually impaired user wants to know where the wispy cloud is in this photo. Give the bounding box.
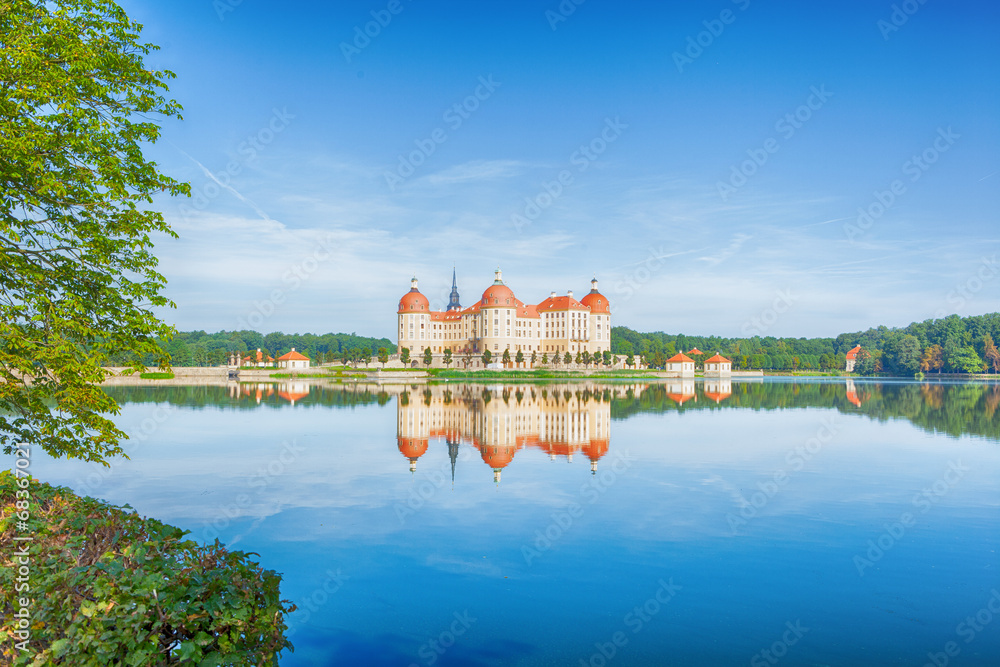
[697,233,752,266]
[178,148,275,222]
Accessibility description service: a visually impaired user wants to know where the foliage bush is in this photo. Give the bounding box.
[0,471,293,665]
[139,372,175,380]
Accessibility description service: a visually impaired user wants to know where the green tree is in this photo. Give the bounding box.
[377,346,389,368]
[582,350,591,367]
[563,351,572,365]
[515,350,524,367]
[502,348,511,367]
[881,333,919,375]
[400,347,410,366]
[575,352,582,365]
[422,347,433,367]
[443,348,453,368]
[625,353,634,368]
[853,348,877,375]
[541,352,549,365]
[1,0,190,462]
[947,345,985,374]
[531,350,537,367]
[602,350,612,366]
[482,349,492,366]
[982,334,1000,373]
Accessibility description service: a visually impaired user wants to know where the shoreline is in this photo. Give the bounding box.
[97,366,999,387]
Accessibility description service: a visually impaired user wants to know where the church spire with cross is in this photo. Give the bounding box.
[447,266,462,311]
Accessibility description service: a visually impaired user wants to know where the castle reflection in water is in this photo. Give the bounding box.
[395,380,723,484]
[229,379,740,482]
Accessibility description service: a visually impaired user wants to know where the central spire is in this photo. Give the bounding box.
[493,267,503,285]
[447,265,462,311]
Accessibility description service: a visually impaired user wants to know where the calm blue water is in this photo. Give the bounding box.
[25,379,1000,666]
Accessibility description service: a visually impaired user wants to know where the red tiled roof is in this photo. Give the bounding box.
[704,391,731,404]
[277,350,309,361]
[667,392,695,405]
[705,353,730,364]
[518,304,540,318]
[666,353,694,363]
[278,390,310,403]
[398,289,429,313]
[537,295,588,311]
[481,284,517,305]
[845,345,862,360]
[580,291,610,314]
[688,347,703,355]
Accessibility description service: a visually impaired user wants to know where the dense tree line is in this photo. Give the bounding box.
[118,312,1000,374]
[104,380,1000,444]
[610,327,845,371]
[611,312,1000,375]
[840,313,1000,375]
[609,380,1000,441]
[104,385,389,408]
[106,331,394,367]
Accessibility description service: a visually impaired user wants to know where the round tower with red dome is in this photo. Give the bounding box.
[397,276,431,356]
[398,436,429,473]
[479,268,522,365]
[579,277,611,353]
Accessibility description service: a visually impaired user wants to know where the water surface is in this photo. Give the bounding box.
[26,378,1000,666]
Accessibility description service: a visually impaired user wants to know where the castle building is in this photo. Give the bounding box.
[397,269,611,364]
[396,383,616,481]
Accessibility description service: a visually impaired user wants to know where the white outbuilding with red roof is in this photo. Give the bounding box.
[276,348,310,371]
[666,353,696,377]
[703,353,732,376]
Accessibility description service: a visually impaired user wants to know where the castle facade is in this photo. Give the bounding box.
[397,269,611,363]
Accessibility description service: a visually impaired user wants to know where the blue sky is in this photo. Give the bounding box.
[128,0,999,338]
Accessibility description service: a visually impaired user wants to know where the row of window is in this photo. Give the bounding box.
[400,314,608,341]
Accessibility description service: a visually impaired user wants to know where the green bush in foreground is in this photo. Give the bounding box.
[0,471,293,665]
[139,372,175,380]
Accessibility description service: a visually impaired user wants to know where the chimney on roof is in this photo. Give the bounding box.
[550,291,556,298]
[291,347,296,352]
[567,290,573,298]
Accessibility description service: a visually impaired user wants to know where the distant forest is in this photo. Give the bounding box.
[117,312,1000,374]
[110,331,394,367]
[612,312,1000,374]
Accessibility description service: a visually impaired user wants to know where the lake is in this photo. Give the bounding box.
[26,378,1000,666]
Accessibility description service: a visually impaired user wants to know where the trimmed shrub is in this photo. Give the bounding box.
[0,471,293,665]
